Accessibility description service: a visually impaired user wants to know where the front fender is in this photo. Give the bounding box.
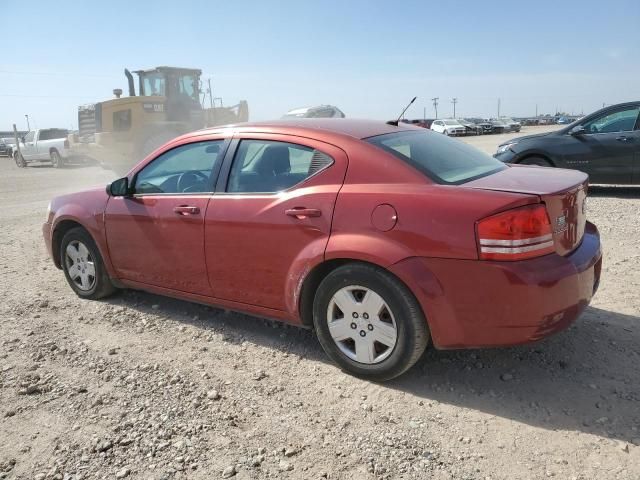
[49,192,116,278]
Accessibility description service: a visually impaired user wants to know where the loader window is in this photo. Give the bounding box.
[177,73,198,102]
[142,73,166,97]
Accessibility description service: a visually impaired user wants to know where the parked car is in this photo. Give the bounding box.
[489,119,511,134]
[467,118,494,134]
[14,128,88,168]
[430,119,466,136]
[282,105,345,119]
[556,116,571,124]
[456,119,483,135]
[499,117,521,132]
[408,119,434,129]
[495,101,640,184]
[43,119,602,380]
[0,138,15,157]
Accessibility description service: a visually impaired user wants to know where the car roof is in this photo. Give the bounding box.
[192,118,420,140]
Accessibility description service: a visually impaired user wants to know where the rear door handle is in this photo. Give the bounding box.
[615,136,629,142]
[285,207,322,218]
[173,205,200,215]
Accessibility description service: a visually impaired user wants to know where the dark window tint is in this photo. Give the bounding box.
[134,141,224,194]
[367,130,506,185]
[24,131,35,142]
[39,129,68,141]
[583,106,640,134]
[227,140,333,193]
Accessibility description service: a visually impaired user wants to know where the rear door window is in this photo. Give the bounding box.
[227,140,333,193]
[367,130,506,185]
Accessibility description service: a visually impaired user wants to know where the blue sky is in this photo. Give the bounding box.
[2,0,639,130]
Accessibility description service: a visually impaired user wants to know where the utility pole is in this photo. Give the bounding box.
[431,97,439,119]
[451,98,458,118]
[25,115,30,131]
[13,124,22,159]
[208,78,214,108]
[535,104,538,118]
[497,98,501,118]
[423,107,426,121]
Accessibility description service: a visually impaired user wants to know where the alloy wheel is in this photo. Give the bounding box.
[326,285,398,364]
[64,240,96,291]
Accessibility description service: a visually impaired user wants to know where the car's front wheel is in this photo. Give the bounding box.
[313,263,429,381]
[60,227,116,299]
[15,152,26,168]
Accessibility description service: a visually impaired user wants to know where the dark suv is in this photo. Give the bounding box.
[494,101,640,184]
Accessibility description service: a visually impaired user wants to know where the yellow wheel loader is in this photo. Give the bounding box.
[69,66,248,174]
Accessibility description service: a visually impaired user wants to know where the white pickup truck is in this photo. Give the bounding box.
[14,128,88,168]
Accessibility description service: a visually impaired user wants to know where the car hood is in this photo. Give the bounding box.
[498,131,556,146]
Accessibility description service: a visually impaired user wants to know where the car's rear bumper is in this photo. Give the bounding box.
[390,221,602,349]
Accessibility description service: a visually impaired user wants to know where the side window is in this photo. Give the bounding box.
[583,107,640,134]
[24,131,35,142]
[227,140,333,193]
[134,140,224,195]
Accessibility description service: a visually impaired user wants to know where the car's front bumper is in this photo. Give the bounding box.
[493,149,517,163]
[390,221,602,349]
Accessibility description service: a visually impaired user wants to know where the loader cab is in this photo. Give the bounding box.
[134,67,203,123]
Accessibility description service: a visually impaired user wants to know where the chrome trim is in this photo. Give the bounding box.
[479,234,553,247]
[480,241,554,255]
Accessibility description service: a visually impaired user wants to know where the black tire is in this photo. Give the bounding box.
[313,263,429,381]
[519,156,552,167]
[50,150,63,168]
[15,152,26,168]
[60,227,116,300]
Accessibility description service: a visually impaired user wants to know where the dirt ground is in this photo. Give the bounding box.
[1,126,639,480]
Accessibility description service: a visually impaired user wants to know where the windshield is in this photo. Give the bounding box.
[141,73,166,96]
[442,120,459,126]
[367,131,506,184]
[176,73,199,102]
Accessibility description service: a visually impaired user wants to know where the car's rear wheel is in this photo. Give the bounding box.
[313,263,429,381]
[520,156,552,167]
[50,150,63,168]
[15,152,26,168]
[60,227,116,300]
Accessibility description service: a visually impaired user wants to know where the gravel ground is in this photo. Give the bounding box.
[1,127,639,480]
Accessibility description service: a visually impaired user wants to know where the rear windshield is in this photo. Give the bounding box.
[366,130,506,185]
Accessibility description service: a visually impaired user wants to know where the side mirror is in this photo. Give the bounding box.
[570,125,586,136]
[107,177,130,197]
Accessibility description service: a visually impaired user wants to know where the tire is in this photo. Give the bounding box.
[50,150,63,168]
[519,156,552,167]
[15,152,26,168]
[313,263,429,381]
[60,227,116,300]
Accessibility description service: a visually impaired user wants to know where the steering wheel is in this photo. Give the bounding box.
[176,170,209,193]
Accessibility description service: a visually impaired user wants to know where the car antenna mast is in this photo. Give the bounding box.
[388,97,417,126]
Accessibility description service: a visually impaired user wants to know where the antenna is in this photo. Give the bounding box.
[388,97,417,126]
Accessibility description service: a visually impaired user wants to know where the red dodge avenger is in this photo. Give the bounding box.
[43,119,602,380]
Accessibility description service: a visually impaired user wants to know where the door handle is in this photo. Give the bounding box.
[285,207,322,218]
[173,205,200,215]
[615,136,629,142]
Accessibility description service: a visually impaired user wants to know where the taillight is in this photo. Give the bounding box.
[477,204,554,261]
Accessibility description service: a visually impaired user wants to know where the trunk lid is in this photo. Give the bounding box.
[464,164,588,256]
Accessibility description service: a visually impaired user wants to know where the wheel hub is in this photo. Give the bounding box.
[64,240,96,291]
[326,285,398,364]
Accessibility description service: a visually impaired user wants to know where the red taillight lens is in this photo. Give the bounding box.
[477,204,554,261]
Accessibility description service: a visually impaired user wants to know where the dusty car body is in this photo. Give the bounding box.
[43,119,602,380]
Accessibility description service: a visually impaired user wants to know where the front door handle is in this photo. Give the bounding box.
[615,136,629,142]
[285,207,322,218]
[173,205,200,215]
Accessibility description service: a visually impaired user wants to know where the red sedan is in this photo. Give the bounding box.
[43,119,602,380]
